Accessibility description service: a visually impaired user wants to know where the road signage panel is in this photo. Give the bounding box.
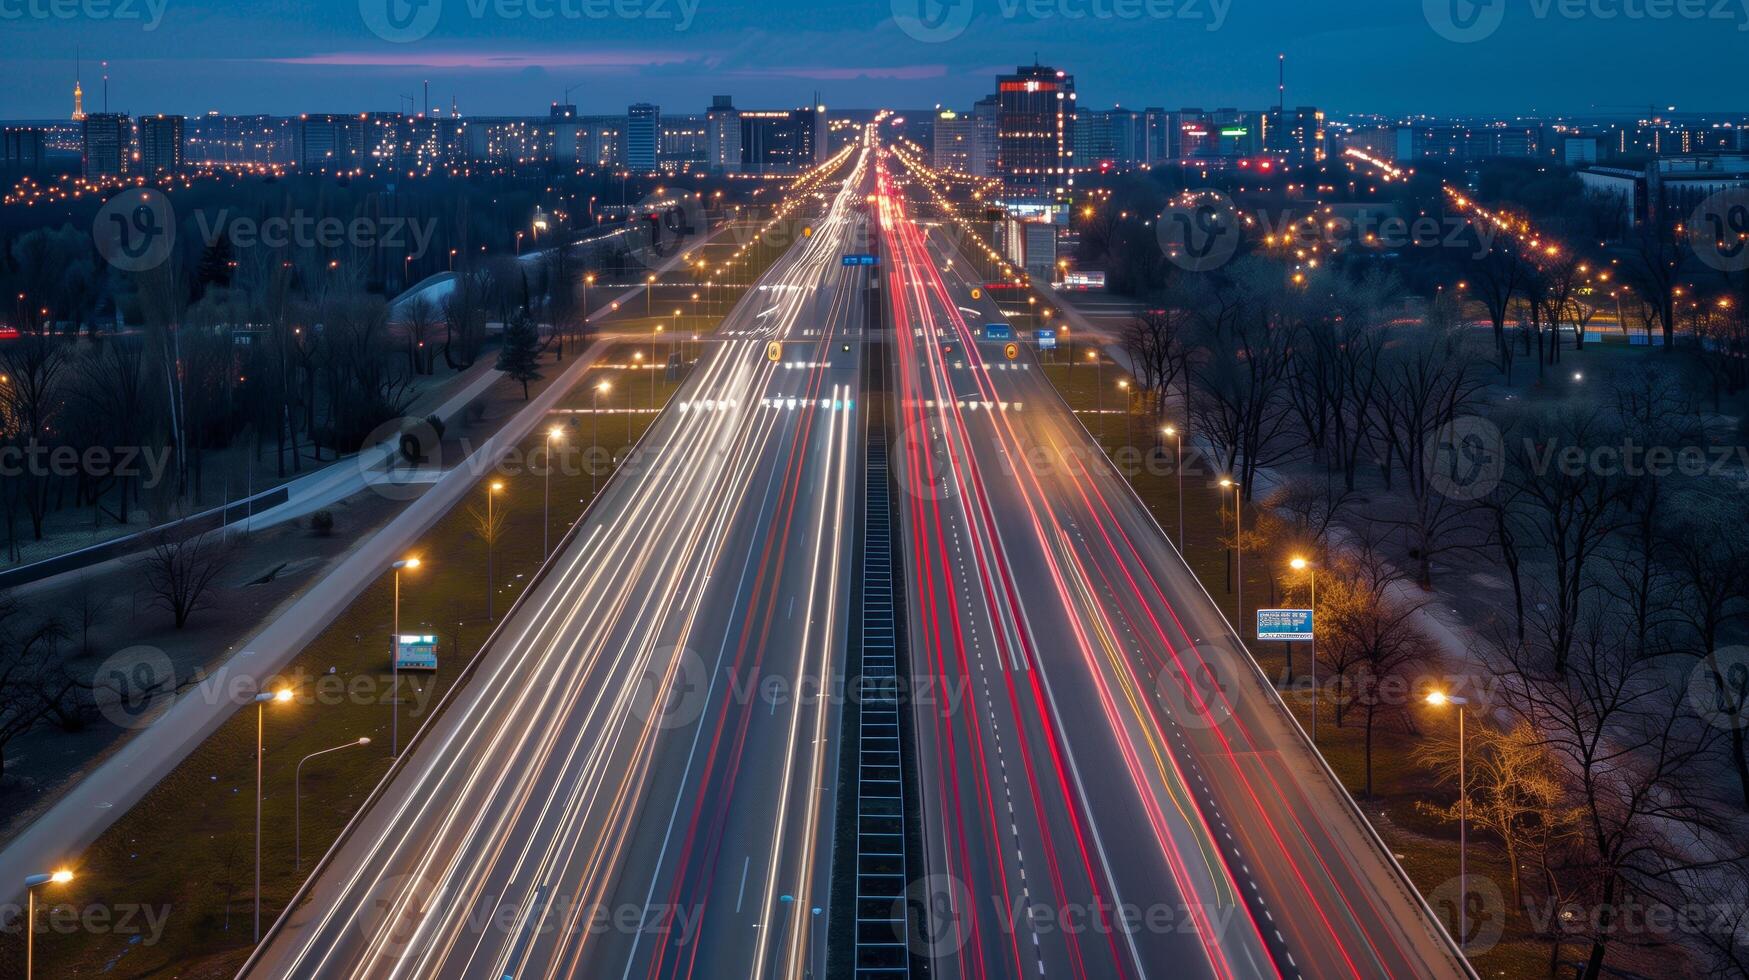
[1036,329,1058,350]
[395,633,439,671]
[842,254,880,266]
[1256,609,1313,642]
[983,323,1013,341]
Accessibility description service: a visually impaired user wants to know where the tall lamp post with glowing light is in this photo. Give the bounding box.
[1220,478,1242,617]
[23,869,72,980]
[254,687,295,942]
[1426,690,1469,949]
[543,426,564,559]
[390,557,420,758]
[592,382,611,496]
[1290,556,1316,739]
[486,482,504,621]
[1164,426,1184,549]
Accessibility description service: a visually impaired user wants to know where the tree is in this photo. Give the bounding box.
[1187,260,1297,498]
[1118,306,1189,421]
[0,593,63,780]
[398,295,438,376]
[0,332,72,540]
[496,309,546,399]
[137,532,231,629]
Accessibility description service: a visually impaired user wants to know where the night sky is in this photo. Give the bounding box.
[3,0,1744,119]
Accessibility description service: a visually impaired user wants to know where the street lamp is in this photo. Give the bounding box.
[390,557,421,758]
[22,870,73,980]
[1220,478,1243,617]
[1425,690,1470,950]
[1290,557,1316,739]
[296,738,371,869]
[544,426,563,559]
[1164,426,1183,549]
[487,482,504,622]
[1089,349,1103,413]
[592,382,611,496]
[253,687,295,942]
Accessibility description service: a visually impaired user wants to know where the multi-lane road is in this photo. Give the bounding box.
[878,147,1470,980]
[241,137,1468,980]
[245,144,874,980]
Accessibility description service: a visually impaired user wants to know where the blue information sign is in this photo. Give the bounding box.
[842,254,880,266]
[1036,329,1058,350]
[1256,609,1314,642]
[983,323,1013,341]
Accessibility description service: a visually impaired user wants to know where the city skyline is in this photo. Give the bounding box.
[3,0,1748,119]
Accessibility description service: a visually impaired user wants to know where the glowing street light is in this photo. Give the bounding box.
[252,687,295,942]
[389,558,421,757]
[1163,426,1184,548]
[487,482,505,621]
[1221,478,1243,616]
[1290,556,1317,739]
[23,870,73,980]
[544,426,564,559]
[1425,690,1471,949]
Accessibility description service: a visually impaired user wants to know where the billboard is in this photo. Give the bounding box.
[395,633,439,671]
[1256,609,1314,642]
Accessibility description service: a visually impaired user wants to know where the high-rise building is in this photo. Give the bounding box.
[2,127,49,173]
[933,109,977,173]
[187,113,298,166]
[740,108,820,174]
[995,64,1076,210]
[1269,106,1326,165]
[297,113,365,172]
[550,103,578,120]
[138,114,185,174]
[706,96,741,174]
[972,96,999,176]
[81,112,131,178]
[1073,109,1114,170]
[660,114,707,173]
[627,103,661,171]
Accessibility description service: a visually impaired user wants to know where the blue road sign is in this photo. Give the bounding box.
[983,323,1013,341]
[1036,329,1058,350]
[842,254,880,266]
[1256,609,1314,642]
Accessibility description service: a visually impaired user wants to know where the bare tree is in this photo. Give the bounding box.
[137,532,231,629]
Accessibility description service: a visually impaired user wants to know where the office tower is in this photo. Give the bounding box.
[82,112,131,178]
[739,108,819,174]
[1269,106,1326,165]
[138,114,185,174]
[933,108,976,173]
[297,113,365,172]
[627,103,661,172]
[972,96,999,177]
[995,63,1076,210]
[2,127,49,173]
[550,103,578,120]
[706,96,742,174]
[660,114,707,173]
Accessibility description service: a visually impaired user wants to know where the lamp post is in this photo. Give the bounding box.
[1089,349,1102,414]
[1221,478,1242,617]
[486,482,504,621]
[651,325,662,402]
[296,738,371,869]
[646,273,657,315]
[1426,691,1469,950]
[543,426,563,559]
[592,382,610,496]
[390,558,420,758]
[23,870,72,980]
[254,687,294,942]
[1164,426,1183,549]
[1291,557,1316,740]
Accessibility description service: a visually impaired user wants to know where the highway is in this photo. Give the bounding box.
[244,142,874,980]
[877,147,1472,980]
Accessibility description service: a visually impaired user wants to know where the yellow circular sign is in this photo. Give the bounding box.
[1004,342,1019,361]
[802,226,814,238]
[970,288,982,300]
[767,340,783,362]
